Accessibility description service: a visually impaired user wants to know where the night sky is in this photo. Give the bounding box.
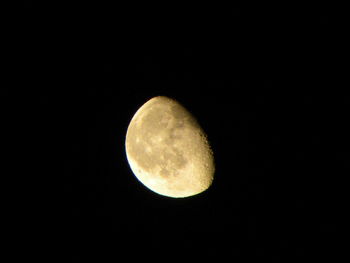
[16,3,346,262]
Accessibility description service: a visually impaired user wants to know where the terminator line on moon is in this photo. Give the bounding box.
[125,96,215,198]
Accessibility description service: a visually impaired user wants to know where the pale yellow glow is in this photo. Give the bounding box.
[125,96,215,198]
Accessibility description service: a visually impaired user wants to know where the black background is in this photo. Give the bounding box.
[13,2,347,262]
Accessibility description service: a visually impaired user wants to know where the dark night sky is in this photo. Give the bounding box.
[13,2,347,262]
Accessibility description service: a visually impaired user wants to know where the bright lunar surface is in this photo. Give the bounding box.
[125,96,215,198]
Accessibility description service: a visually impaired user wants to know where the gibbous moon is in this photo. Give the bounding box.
[125,96,215,198]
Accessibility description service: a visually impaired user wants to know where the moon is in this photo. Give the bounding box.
[125,96,215,198]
